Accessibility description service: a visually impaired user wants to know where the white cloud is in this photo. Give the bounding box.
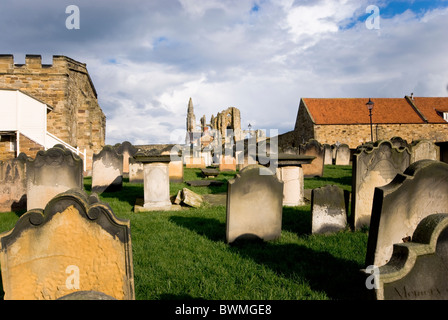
[2,0,448,145]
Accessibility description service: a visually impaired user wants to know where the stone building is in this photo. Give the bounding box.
[283,96,448,149]
[0,54,106,173]
[185,98,243,147]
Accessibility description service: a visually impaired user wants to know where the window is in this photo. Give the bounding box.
[444,112,448,122]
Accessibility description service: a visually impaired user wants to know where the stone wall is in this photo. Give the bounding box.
[0,54,106,172]
[311,123,448,149]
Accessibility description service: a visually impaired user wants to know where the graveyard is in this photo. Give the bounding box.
[0,162,372,300]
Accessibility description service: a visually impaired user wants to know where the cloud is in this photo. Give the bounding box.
[1,0,448,145]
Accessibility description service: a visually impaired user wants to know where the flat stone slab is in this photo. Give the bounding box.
[201,168,220,177]
[134,198,183,212]
[203,193,227,206]
[185,180,224,187]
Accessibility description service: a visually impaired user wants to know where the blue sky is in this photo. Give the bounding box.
[1,0,448,145]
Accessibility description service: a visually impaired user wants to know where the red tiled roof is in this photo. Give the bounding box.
[302,97,447,125]
[411,97,448,124]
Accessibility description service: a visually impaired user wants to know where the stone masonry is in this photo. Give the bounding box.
[0,54,106,173]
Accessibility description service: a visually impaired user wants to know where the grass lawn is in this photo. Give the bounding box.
[0,164,370,300]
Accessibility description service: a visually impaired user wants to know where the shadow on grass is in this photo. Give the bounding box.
[169,214,369,300]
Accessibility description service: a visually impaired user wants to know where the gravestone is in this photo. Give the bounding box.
[365,160,448,267]
[219,155,237,171]
[323,144,333,165]
[184,155,206,169]
[335,144,351,165]
[351,140,410,230]
[311,185,348,234]
[226,164,283,243]
[409,139,439,164]
[390,136,409,149]
[113,141,138,176]
[133,151,180,212]
[299,139,324,177]
[128,157,144,183]
[26,145,83,210]
[0,153,28,212]
[366,213,448,300]
[0,189,134,300]
[92,146,123,193]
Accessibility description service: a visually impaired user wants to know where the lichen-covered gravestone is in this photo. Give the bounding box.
[26,145,83,210]
[365,160,448,267]
[367,213,448,300]
[311,185,348,234]
[335,144,351,166]
[0,189,134,300]
[351,140,410,230]
[92,145,123,193]
[226,164,283,243]
[409,139,439,164]
[0,153,28,212]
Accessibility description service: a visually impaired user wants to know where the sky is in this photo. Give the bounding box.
[1,0,448,146]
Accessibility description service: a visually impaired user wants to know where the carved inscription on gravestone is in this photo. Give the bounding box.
[369,214,448,300]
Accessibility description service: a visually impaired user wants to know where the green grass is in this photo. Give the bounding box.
[0,165,370,300]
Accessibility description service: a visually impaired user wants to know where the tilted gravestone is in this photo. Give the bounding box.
[311,185,348,234]
[335,144,351,166]
[226,164,283,243]
[351,140,410,230]
[299,139,324,177]
[26,145,83,210]
[0,189,134,300]
[366,213,448,300]
[365,160,448,267]
[0,153,28,213]
[409,139,439,164]
[92,145,123,193]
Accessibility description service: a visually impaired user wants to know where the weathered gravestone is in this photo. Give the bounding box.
[92,145,123,193]
[26,145,83,210]
[323,144,333,165]
[365,213,448,300]
[365,160,448,267]
[351,140,410,230]
[113,141,138,176]
[128,157,144,183]
[133,150,180,212]
[226,164,283,243]
[409,139,439,164]
[389,136,409,149]
[299,139,324,177]
[311,185,348,234]
[335,144,351,166]
[0,189,135,300]
[0,153,28,212]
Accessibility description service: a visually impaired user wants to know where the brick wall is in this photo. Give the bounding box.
[0,54,106,172]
